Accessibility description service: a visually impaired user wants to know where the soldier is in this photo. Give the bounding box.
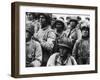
[26,12,34,34]
[66,16,71,29]
[26,26,42,67]
[47,42,77,66]
[52,20,66,53]
[26,12,34,22]
[72,22,90,64]
[34,13,56,66]
[51,15,57,29]
[59,16,82,50]
[26,12,41,35]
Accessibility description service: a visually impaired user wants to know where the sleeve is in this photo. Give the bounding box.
[47,53,57,66]
[33,22,41,33]
[33,30,42,43]
[31,41,42,67]
[40,31,56,50]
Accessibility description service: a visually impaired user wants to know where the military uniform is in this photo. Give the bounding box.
[47,53,77,66]
[52,19,66,53]
[53,30,65,53]
[72,39,90,64]
[72,22,90,64]
[26,39,42,67]
[34,26,56,66]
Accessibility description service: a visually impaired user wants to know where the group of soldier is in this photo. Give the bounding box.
[26,12,90,67]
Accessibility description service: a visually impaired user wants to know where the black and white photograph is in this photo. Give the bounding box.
[25,12,90,67]
[11,2,97,78]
